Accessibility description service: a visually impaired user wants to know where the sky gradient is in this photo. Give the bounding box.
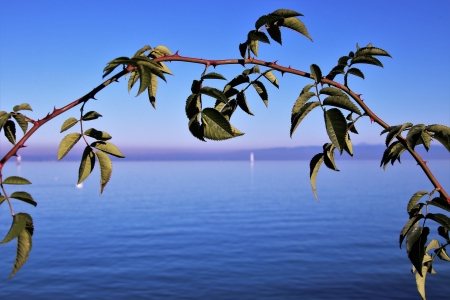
[1,0,449,154]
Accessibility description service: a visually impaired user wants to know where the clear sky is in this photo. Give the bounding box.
[1,0,449,153]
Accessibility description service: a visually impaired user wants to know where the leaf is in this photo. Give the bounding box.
[348,121,358,134]
[426,124,450,152]
[12,114,28,134]
[186,94,202,119]
[202,108,243,140]
[344,133,353,156]
[254,14,284,29]
[242,66,260,76]
[323,96,362,115]
[309,153,324,201]
[267,24,282,45]
[154,45,173,56]
[421,130,431,151]
[10,213,33,279]
[12,103,32,112]
[437,226,449,241]
[131,57,166,82]
[310,64,322,84]
[78,146,96,184]
[406,225,429,277]
[351,55,384,68]
[251,80,268,107]
[60,117,79,133]
[399,214,424,248]
[290,101,320,137]
[406,124,426,150]
[220,99,238,121]
[188,114,205,141]
[323,143,339,171]
[301,84,315,95]
[1,176,31,185]
[148,72,158,109]
[280,17,312,41]
[239,42,247,58]
[82,111,102,121]
[127,70,139,93]
[1,214,27,244]
[4,120,16,145]
[91,141,125,158]
[57,132,81,160]
[10,192,37,207]
[106,56,131,66]
[201,72,227,80]
[347,68,365,79]
[355,46,392,57]
[236,92,254,116]
[132,45,152,58]
[102,63,120,78]
[0,195,5,205]
[83,128,112,141]
[0,113,10,129]
[263,71,279,88]
[249,39,258,56]
[435,247,450,262]
[271,9,303,18]
[326,65,346,80]
[324,108,347,154]
[425,239,440,253]
[137,64,151,96]
[415,265,428,300]
[291,92,316,115]
[407,191,428,213]
[224,75,250,93]
[248,30,270,44]
[427,213,450,230]
[380,141,406,169]
[200,87,228,104]
[427,197,450,213]
[95,151,112,194]
[338,56,351,65]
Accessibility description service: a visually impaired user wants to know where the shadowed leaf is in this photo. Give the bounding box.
[12,114,28,134]
[58,133,81,160]
[435,247,450,262]
[323,96,362,115]
[408,191,428,213]
[202,108,242,140]
[1,214,27,244]
[200,87,228,104]
[82,111,102,121]
[78,146,96,184]
[202,72,227,80]
[137,64,151,96]
[427,197,450,213]
[239,42,247,58]
[426,124,450,152]
[91,141,125,158]
[188,114,205,141]
[310,153,324,201]
[427,213,450,230]
[271,9,303,18]
[148,72,158,109]
[4,120,16,145]
[248,30,270,44]
[60,117,78,133]
[251,80,269,107]
[263,71,279,88]
[84,128,112,141]
[237,92,254,116]
[324,108,347,154]
[406,124,426,150]
[249,39,258,56]
[355,47,391,57]
[406,225,429,277]
[255,15,284,29]
[344,133,353,156]
[267,24,282,44]
[95,151,112,194]
[186,94,202,119]
[310,64,322,84]
[128,70,139,93]
[347,68,365,79]
[351,55,384,67]
[10,192,37,207]
[10,213,33,279]
[280,17,312,41]
[290,101,320,137]
[224,75,250,92]
[399,214,424,248]
[323,143,339,171]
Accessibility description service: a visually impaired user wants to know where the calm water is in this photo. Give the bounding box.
[0,160,449,299]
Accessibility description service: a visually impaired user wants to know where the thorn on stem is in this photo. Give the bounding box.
[370,117,374,123]
[174,51,180,57]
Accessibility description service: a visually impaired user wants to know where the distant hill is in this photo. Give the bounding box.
[5,144,448,162]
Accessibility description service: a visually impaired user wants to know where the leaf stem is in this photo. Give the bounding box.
[0,185,14,216]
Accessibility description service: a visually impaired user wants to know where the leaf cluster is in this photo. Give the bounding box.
[0,104,33,145]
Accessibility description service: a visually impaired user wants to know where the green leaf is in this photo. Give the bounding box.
[249,39,258,56]
[338,56,351,65]
[188,114,205,141]
[271,9,303,18]
[425,239,440,253]
[292,92,315,115]
[12,113,28,134]
[381,123,413,146]
[309,153,324,201]
[202,108,243,140]
[148,72,158,109]
[248,30,270,44]
[427,213,450,230]
[255,14,284,29]
[407,191,428,213]
[10,213,33,279]
[137,64,151,96]
[200,87,228,104]
[347,68,365,79]
[406,225,429,277]
[323,143,339,171]
[280,17,312,41]
[84,128,112,141]
[348,121,358,134]
[267,24,282,45]
[0,113,10,129]
[13,103,32,112]
[60,117,78,133]
[4,120,16,145]
[201,72,227,80]
[427,197,450,213]
[426,124,450,152]
[301,84,315,95]
[415,265,428,300]
[263,71,279,88]
[351,55,384,68]
[224,75,250,92]
[82,111,102,121]
[310,64,322,84]
[91,141,125,158]
[154,45,173,56]
[132,45,152,58]
[406,124,426,150]
[2,176,32,185]
[380,141,406,169]
[127,70,139,93]
[344,133,353,156]
[251,80,268,107]
[323,96,362,115]
[324,108,347,154]
[57,132,81,160]
[106,56,131,66]
[95,151,112,194]
[1,214,27,244]
[326,65,346,80]
[437,226,450,241]
[421,130,431,151]
[131,57,166,82]
[242,66,260,76]
[186,94,202,119]
[239,42,247,58]
[10,192,37,207]
[290,101,320,137]
[355,46,392,57]
[78,146,96,184]
[220,99,238,121]
[236,92,253,116]
[102,63,120,79]
[0,195,5,205]
[399,214,424,248]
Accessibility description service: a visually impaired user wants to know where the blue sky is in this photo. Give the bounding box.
[1,0,449,153]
